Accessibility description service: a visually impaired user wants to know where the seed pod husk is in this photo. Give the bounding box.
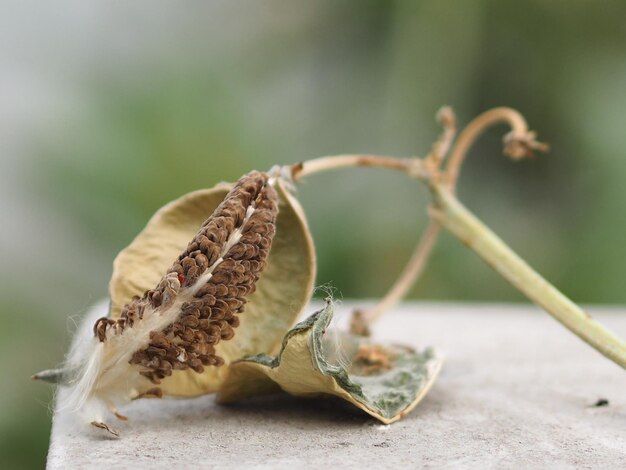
[217,300,441,424]
[107,174,316,397]
[37,171,315,434]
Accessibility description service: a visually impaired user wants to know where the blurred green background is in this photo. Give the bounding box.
[2,1,626,467]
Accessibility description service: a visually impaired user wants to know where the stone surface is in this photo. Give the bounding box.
[47,303,626,469]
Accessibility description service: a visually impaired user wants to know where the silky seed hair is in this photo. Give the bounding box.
[94,170,278,386]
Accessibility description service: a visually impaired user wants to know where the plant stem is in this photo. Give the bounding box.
[445,107,548,190]
[290,135,626,371]
[291,154,420,181]
[429,184,626,369]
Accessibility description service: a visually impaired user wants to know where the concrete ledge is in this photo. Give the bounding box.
[47,303,626,469]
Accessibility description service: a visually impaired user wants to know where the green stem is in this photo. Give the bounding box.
[429,184,626,369]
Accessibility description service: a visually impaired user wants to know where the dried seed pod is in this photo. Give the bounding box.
[217,300,442,424]
[41,170,315,435]
[110,175,315,398]
[109,171,280,384]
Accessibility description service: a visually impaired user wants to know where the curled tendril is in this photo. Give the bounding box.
[444,107,549,192]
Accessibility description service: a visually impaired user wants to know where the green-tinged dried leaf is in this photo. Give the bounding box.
[217,301,442,424]
[109,178,316,397]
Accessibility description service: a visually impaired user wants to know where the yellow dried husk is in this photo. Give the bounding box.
[217,302,442,424]
[109,178,316,397]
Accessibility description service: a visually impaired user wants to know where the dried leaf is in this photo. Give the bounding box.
[108,177,316,396]
[217,301,441,424]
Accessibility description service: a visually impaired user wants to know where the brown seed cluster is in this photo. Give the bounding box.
[94,171,278,385]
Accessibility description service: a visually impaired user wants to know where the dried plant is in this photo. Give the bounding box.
[35,106,626,437]
[34,171,316,435]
